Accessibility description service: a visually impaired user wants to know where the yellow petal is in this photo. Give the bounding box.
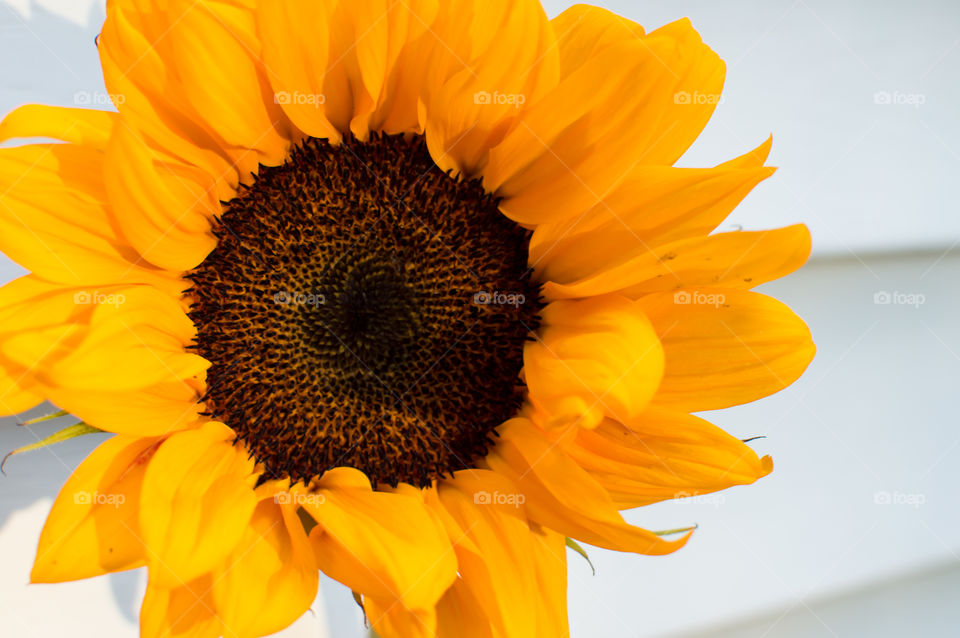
[139,422,258,587]
[435,578,494,638]
[141,575,222,638]
[212,497,318,638]
[542,225,812,300]
[0,104,114,149]
[639,288,816,411]
[105,124,220,272]
[423,0,559,175]
[301,468,456,611]
[164,0,291,165]
[484,418,691,555]
[31,434,160,582]
[565,408,773,507]
[528,144,777,284]
[316,0,443,139]
[46,379,203,437]
[0,368,43,416]
[524,295,664,429]
[485,20,725,225]
[0,143,182,290]
[98,1,248,187]
[30,286,208,393]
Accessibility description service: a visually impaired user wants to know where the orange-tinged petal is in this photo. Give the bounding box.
[31,434,160,583]
[639,288,816,411]
[141,575,222,638]
[256,0,340,141]
[541,225,812,301]
[367,0,442,135]
[550,4,644,77]
[363,598,437,638]
[529,524,568,638]
[564,408,773,507]
[423,0,559,175]
[485,20,725,225]
[139,422,258,587]
[485,418,690,555]
[0,105,114,149]
[212,498,318,638]
[301,468,456,611]
[524,295,664,429]
[434,470,538,636]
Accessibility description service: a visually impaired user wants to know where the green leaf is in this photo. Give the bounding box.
[565,537,596,575]
[2,422,103,474]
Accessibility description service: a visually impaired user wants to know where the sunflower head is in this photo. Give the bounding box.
[0,2,814,637]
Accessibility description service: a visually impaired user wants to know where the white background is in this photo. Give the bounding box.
[1,0,959,636]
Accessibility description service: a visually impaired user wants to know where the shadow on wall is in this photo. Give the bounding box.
[0,0,107,126]
[0,406,143,625]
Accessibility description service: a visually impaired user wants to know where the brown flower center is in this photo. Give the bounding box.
[187,134,542,487]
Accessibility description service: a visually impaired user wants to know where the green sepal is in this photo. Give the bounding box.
[2,422,103,473]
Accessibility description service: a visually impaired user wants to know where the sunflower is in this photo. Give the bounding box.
[0,1,814,637]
